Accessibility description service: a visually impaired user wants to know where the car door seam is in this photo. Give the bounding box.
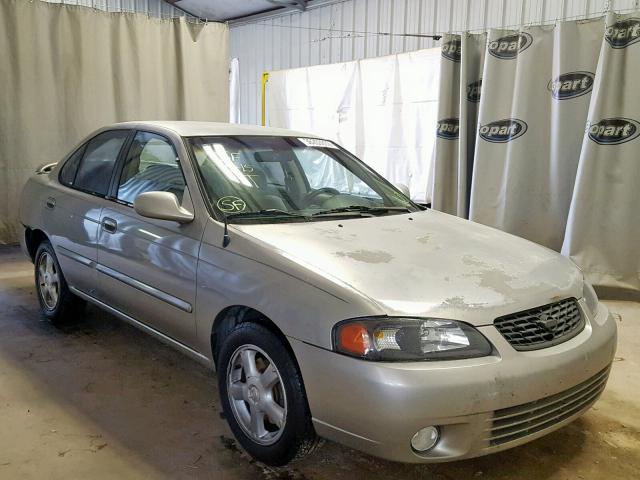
[69,285,208,364]
[95,263,193,313]
[57,245,96,268]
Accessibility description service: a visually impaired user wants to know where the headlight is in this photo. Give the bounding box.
[332,317,493,361]
[583,279,599,317]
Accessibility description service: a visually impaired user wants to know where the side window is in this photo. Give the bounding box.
[74,130,130,196]
[117,131,185,205]
[58,144,86,187]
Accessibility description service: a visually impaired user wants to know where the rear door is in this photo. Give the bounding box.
[47,129,131,294]
[96,130,204,346]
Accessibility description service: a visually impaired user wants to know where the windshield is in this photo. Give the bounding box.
[187,136,419,222]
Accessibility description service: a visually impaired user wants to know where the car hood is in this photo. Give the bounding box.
[235,210,583,325]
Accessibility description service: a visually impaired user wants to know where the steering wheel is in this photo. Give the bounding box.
[302,187,341,205]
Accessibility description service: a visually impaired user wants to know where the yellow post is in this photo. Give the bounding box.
[261,72,269,126]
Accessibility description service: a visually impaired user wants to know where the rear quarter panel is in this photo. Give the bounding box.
[20,171,106,292]
[19,174,51,244]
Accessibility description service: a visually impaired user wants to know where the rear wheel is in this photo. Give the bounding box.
[218,322,320,466]
[34,241,85,324]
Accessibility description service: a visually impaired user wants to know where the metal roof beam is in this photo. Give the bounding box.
[266,0,307,11]
[228,0,342,26]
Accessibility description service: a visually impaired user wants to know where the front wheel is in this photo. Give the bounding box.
[218,323,320,466]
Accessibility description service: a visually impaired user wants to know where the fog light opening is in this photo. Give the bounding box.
[411,426,440,452]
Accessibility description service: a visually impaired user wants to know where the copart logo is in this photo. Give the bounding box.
[548,71,594,100]
[437,118,460,139]
[466,79,482,103]
[587,118,640,145]
[479,119,528,143]
[488,32,533,59]
[441,38,461,62]
[605,18,640,48]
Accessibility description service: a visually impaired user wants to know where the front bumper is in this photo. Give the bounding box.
[290,300,617,463]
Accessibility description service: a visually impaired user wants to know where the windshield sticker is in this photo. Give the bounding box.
[298,138,338,149]
[217,196,247,213]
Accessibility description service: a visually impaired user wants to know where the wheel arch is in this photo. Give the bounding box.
[211,305,297,370]
[24,228,50,262]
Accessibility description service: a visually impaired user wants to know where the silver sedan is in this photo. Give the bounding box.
[19,121,617,465]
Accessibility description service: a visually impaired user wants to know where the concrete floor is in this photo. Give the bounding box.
[0,246,639,480]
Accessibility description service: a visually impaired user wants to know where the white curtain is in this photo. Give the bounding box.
[267,48,441,203]
[433,13,640,292]
[562,13,640,292]
[0,0,229,244]
[229,57,241,123]
[430,34,486,217]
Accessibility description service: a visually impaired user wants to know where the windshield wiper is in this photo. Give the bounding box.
[226,209,309,220]
[311,205,411,217]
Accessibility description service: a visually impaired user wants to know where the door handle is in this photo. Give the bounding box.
[102,217,118,234]
[45,197,56,209]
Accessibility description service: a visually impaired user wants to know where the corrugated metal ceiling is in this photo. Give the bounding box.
[162,0,317,21]
[38,0,306,21]
[167,0,284,21]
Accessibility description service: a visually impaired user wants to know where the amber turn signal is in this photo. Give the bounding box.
[337,323,371,356]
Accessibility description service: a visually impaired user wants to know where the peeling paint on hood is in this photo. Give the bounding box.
[235,210,583,325]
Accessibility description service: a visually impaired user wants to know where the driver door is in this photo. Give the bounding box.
[96,130,204,346]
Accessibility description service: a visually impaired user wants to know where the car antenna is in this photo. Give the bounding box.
[222,215,231,248]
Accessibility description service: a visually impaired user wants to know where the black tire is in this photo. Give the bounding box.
[34,240,85,324]
[217,322,320,466]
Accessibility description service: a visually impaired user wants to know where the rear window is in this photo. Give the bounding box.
[58,145,86,187]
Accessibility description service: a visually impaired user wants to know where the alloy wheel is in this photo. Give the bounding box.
[226,344,287,446]
[38,252,60,310]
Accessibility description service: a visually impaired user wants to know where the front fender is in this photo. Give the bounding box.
[193,219,383,362]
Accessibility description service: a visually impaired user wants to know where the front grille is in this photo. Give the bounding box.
[487,367,609,447]
[494,298,585,351]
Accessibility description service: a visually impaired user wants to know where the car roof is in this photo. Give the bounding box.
[106,121,321,139]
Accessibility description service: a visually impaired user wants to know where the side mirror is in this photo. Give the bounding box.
[134,191,194,224]
[36,162,58,174]
[394,183,411,198]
